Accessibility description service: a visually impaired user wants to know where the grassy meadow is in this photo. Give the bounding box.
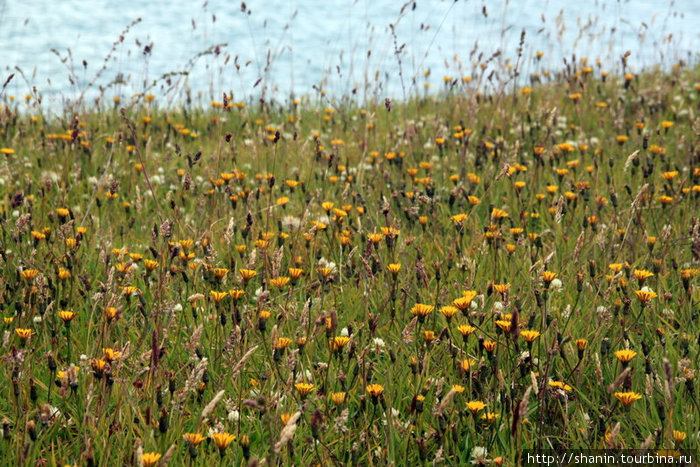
[0,56,699,465]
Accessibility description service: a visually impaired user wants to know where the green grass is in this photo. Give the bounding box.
[0,62,698,466]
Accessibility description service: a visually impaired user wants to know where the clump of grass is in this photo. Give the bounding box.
[0,31,698,467]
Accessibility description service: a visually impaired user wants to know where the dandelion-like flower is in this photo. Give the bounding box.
[141,452,162,467]
[366,384,384,400]
[331,336,350,352]
[495,320,511,332]
[331,392,346,405]
[439,306,459,321]
[634,290,658,303]
[102,348,121,362]
[541,271,558,285]
[548,381,572,392]
[269,276,290,288]
[661,171,679,181]
[229,289,245,300]
[211,432,236,454]
[210,291,227,303]
[457,325,476,339]
[481,412,500,424]
[460,359,476,372]
[633,269,654,283]
[15,328,34,340]
[295,382,315,398]
[520,330,540,343]
[491,208,509,220]
[91,359,108,377]
[273,337,293,350]
[613,392,642,406]
[318,267,334,279]
[381,226,400,239]
[406,303,433,325]
[288,268,304,280]
[21,269,40,281]
[183,432,206,446]
[673,430,687,443]
[239,269,257,282]
[453,290,477,312]
[367,233,384,244]
[58,310,77,324]
[451,213,468,224]
[466,400,486,414]
[212,268,229,279]
[615,349,637,367]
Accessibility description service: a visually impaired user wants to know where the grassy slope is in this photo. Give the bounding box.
[0,64,698,465]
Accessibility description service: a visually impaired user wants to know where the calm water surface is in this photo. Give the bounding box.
[0,0,698,107]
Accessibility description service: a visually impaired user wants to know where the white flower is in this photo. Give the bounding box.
[372,338,386,348]
[227,409,240,422]
[471,446,489,463]
[281,215,302,230]
[492,301,504,313]
[33,316,42,324]
[381,408,401,426]
[42,171,60,183]
[318,257,337,273]
[550,278,563,291]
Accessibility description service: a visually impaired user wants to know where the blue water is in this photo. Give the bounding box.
[0,0,698,108]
